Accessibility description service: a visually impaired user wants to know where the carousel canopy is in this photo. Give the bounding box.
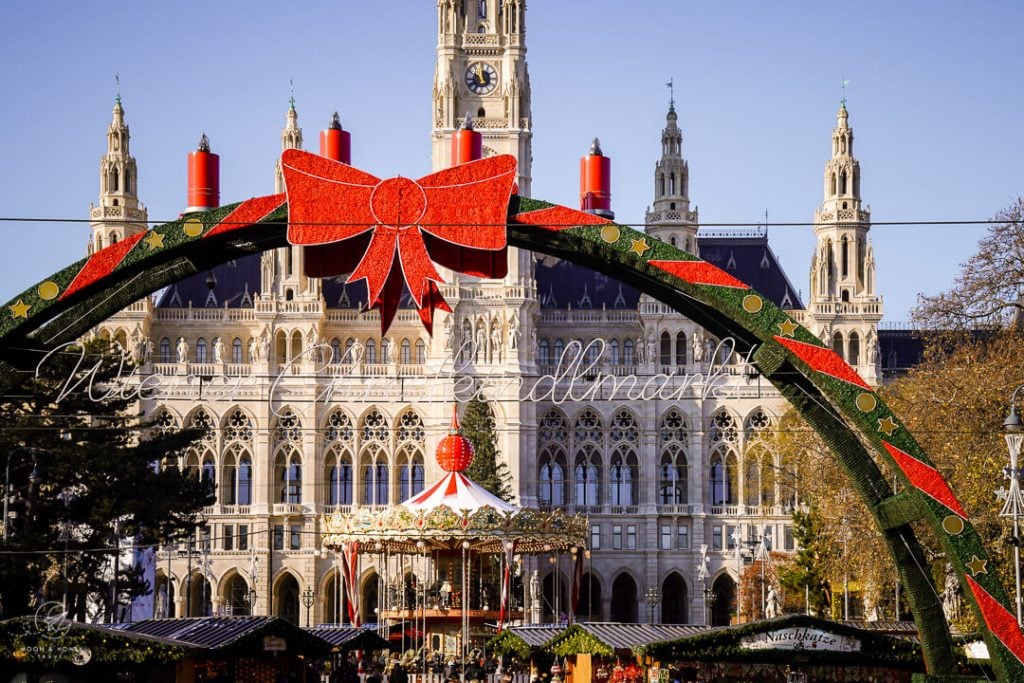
[321,404,588,554]
[403,470,518,514]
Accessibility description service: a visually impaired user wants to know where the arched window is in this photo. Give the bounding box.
[660,331,671,366]
[658,408,689,505]
[201,456,216,487]
[839,170,848,195]
[675,331,687,366]
[553,338,565,362]
[238,457,252,505]
[344,338,355,364]
[159,338,171,363]
[538,339,550,365]
[365,339,377,364]
[609,446,638,506]
[841,236,849,278]
[610,574,638,623]
[832,331,844,359]
[573,443,601,507]
[196,338,207,363]
[538,445,567,507]
[276,448,302,504]
[398,447,425,501]
[849,331,861,366]
[327,451,354,506]
[609,339,620,365]
[331,338,341,364]
[669,172,676,195]
[415,339,426,364]
[624,339,634,365]
[400,339,412,364]
[232,338,243,364]
[709,448,738,506]
[573,408,602,444]
[662,573,688,624]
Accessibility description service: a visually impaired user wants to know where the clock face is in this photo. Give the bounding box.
[465,62,498,95]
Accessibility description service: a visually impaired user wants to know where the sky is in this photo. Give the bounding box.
[1,1,1021,323]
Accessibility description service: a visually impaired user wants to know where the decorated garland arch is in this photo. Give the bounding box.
[0,152,1021,680]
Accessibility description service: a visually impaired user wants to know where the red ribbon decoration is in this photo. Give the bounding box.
[281,149,517,334]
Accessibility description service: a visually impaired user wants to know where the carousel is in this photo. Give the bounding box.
[321,407,588,672]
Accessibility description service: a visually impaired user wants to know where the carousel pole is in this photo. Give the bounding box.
[462,540,469,683]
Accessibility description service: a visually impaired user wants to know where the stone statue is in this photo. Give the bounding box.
[475,325,486,362]
[765,585,781,618]
[647,337,657,364]
[176,337,189,364]
[508,313,520,349]
[692,332,704,362]
[529,570,540,607]
[491,324,502,360]
[259,330,271,362]
[635,337,645,363]
[444,314,454,352]
[212,337,225,363]
[144,339,153,365]
[942,563,962,621]
[704,338,715,364]
[248,338,257,364]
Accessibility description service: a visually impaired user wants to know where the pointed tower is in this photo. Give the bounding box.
[432,0,531,194]
[264,98,321,300]
[89,95,147,255]
[808,102,882,383]
[645,100,698,254]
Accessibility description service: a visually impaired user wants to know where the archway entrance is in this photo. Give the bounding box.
[610,574,637,623]
[662,572,688,624]
[1,181,1022,678]
[224,573,252,616]
[576,572,601,621]
[276,574,300,624]
[187,575,212,617]
[711,574,735,627]
[542,571,567,622]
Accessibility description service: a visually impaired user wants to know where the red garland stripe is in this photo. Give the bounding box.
[649,260,751,290]
[773,335,872,390]
[204,193,286,239]
[511,206,612,231]
[966,575,1024,665]
[882,441,968,519]
[61,232,146,301]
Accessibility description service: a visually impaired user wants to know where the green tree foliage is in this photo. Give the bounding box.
[461,397,513,501]
[0,340,212,620]
[778,506,832,617]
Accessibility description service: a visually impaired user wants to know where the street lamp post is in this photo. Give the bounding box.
[302,587,316,626]
[3,448,41,543]
[644,585,661,624]
[1001,385,1024,626]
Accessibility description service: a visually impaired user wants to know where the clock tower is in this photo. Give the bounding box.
[432,0,532,195]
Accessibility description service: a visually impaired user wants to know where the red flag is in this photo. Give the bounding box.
[498,541,516,633]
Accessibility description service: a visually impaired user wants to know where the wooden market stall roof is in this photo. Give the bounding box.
[113,616,334,658]
[507,623,708,653]
[306,625,390,650]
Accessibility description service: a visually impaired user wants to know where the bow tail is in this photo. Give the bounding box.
[398,229,449,335]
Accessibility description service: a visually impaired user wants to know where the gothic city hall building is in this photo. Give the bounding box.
[88,0,890,627]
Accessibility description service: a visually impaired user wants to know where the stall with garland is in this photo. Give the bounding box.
[321,408,589,673]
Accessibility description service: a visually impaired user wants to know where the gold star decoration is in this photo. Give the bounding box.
[777,319,799,337]
[877,416,899,436]
[144,231,165,250]
[966,555,988,576]
[629,237,650,256]
[8,299,30,319]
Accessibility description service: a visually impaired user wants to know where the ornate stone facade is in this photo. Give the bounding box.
[88,1,881,627]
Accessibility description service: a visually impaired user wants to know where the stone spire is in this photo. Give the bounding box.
[88,95,147,255]
[808,102,882,383]
[645,103,698,253]
[275,96,303,193]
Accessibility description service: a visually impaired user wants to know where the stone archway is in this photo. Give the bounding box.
[662,572,688,624]
[710,574,736,627]
[275,572,300,624]
[610,573,638,623]
[1,188,1022,679]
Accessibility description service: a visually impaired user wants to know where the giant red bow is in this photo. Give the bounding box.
[281,149,516,334]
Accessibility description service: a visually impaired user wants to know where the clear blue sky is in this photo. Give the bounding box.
[1,1,1021,322]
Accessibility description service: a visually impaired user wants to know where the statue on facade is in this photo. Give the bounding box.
[259,329,271,362]
[529,570,540,608]
[508,313,520,350]
[176,337,189,364]
[635,337,645,363]
[692,331,704,363]
[144,339,153,365]
[444,314,454,352]
[248,338,257,364]
[491,324,503,361]
[212,337,225,364]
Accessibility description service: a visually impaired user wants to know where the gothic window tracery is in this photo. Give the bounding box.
[658,409,688,505]
[223,408,255,445]
[538,444,567,508]
[608,445,638,506]
[397,446,425,501]
[573,443,601,507]
[397,411,425,444]
[360,444,389,506]
[572,409,602,444]
[360,410,389,444]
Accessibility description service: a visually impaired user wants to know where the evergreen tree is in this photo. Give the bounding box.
[0,339,212,619]
[461,397,513,501]
[778,505,832,617]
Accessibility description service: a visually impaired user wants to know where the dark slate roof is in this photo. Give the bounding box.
[878,327,924,377]
[508,623,707,650]
[508,624,564,647]
[157,253,261,309]
[116,616,330,656]
[535,259,641,310]
[697,229,803,310]
[306,625,390,649]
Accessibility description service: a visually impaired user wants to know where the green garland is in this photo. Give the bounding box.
[546,625,614,658]
[0,618,186,665]
[488,631,531,660]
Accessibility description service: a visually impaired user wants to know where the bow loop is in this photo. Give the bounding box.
[281,150,517,334]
